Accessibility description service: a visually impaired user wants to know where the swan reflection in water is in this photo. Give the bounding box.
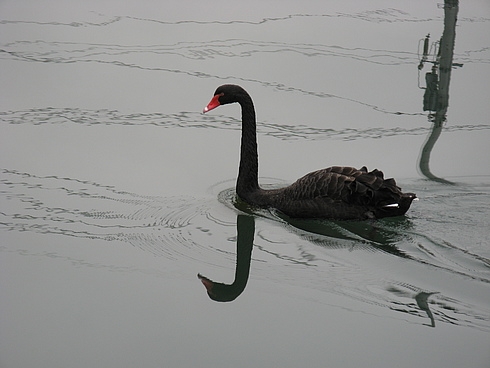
[197,213,438,327]
[198,215,254,302]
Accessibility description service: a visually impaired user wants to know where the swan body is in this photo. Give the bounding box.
[203,84,416,220]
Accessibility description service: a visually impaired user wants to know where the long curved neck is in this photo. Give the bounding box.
[218,215,254,301]
[236,93,259,199]
[199,215,254,302]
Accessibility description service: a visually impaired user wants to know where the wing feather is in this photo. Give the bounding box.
[285,166,402,207]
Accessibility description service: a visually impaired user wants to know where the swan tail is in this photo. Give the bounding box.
[375,192,417,218]
[348,168,417,218]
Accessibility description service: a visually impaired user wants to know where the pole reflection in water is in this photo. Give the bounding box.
[415,292,439,328]
[198,215,255,302]
[417,0,460,184]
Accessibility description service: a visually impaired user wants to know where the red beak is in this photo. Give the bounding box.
[203,94,221,113]
[197,274,214,293]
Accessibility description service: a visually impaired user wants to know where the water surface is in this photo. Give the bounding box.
[1,1,489,367]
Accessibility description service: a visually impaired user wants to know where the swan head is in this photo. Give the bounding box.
[203,84,249,113]
[197,273,242,302]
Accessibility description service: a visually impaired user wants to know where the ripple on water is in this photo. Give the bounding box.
[2,108,489,141]
[2,169,489,330]
[0,169,236,266]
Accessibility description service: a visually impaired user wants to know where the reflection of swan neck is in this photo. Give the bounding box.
[198,215,254,302]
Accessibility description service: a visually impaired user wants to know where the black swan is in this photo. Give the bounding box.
[203,84,416,220]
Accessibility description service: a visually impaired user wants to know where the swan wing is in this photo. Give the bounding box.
[287,166,402,207]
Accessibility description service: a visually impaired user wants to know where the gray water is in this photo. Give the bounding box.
[1,1,490,367]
